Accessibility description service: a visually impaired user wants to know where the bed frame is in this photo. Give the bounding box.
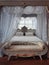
[3,42,48,60]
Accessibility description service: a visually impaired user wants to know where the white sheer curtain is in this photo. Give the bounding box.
[36,14,43,39]
[0,7,23,57]
[42,9,47,42]
[0,7,23,43]
[36,8,47,42]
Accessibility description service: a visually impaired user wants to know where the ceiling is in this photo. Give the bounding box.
[0,0,49,1]
[0,0,49,6]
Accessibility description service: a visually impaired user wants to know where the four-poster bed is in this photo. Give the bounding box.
[0,6,48,60]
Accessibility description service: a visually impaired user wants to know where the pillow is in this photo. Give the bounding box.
[16,32,23,36]
[26,32,33,36]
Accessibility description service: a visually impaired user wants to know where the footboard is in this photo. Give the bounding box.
[3,41,48,60]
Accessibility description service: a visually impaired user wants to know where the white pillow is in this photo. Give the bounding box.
[26,32,33,36]
[16,32,23,36]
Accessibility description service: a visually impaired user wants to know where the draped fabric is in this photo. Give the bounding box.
[0,7,23,43]
[0,7,23,57]
[36,14,43,39]
[42,9,47,42]
[36,8,47,42]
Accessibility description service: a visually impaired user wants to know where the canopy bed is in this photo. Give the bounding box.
[0,6,48,60]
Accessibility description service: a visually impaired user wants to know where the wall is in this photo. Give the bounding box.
[48,20,49,43]
[47,13,49,44]
[0,0,49,6]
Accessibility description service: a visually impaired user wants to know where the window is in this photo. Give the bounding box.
[18,17,37,29]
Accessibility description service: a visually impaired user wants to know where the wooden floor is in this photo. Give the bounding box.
[0,55,49,65]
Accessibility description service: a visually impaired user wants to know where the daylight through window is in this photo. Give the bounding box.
[18,17,37,29]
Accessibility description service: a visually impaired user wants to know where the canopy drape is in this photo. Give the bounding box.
[0,6,23,57]
[0,7,23,43]
[36,8,47,42]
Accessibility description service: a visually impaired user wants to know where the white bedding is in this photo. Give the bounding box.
[9,36,44,49]
[10,36,43,42]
